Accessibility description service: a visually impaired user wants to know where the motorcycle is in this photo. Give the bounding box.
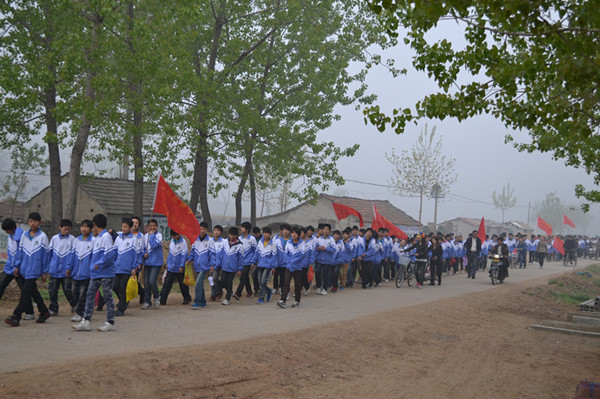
[489,254,505,285]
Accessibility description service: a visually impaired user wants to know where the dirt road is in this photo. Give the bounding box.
[0,259,598,398]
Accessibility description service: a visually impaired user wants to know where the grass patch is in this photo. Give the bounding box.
[523,264,600,307]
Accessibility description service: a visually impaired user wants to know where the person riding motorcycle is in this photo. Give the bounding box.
[490,237,509,281]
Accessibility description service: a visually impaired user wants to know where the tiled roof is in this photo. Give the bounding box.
[77,177,158,215]
[320,194,421,226]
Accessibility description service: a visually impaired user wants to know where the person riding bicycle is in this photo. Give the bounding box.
[402,234,430,289]
[490,237,509,281]
[564,235,577,264]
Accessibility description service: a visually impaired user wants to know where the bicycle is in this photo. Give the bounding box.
[395,255,416,288]
[563,249,577,267]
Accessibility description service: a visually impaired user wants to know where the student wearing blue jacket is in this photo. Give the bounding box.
[234,221,257,300]
[112,219,141,316]
[68,220,96,322]
[159,229,192,306]
[210,225,225,301]
[315,223,336,295]
[216,227,244,305]
[189,222,211,309]
[338,229,353,290]
[47,219,77,316]
[73,214,117,332]
[358,228,378,289]
[329,230,345,292]
[0,219,34,320]
[254,227,277,304]
[278,227,306,308]
[273,224,291,295]
[5,213,52,326]
[142,219,163,309]
[302,226,317,294]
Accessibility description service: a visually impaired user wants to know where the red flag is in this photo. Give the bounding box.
[553,237,565,255]
[153,175,201,243]
[371,204,408,240]
[331,202,364,227]
[477,217,486,242]
[537,216,553,235]
[563,214,576,229]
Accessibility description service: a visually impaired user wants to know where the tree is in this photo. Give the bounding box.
[385,124,456,223]
[0,144,47,218]
[492,183,517,224]
[534,192,567,234]
[364,0,600,207]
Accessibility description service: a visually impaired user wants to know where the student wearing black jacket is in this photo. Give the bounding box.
[403,234,430,288]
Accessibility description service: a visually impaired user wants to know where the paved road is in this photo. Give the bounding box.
[0,259,595,373]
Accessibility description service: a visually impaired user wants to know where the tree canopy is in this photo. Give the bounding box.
[365,0,600,208]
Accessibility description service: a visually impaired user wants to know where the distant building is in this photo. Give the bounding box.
[24,175,200,234]
[256,194,422,235]
[438,217,534,237]
[0,201,26,224]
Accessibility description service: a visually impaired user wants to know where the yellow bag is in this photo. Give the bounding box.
[183,262,196,287]
[126,275,138,302]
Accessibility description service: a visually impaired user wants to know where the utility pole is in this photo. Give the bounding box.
[527,201,531,226]
[429,183,444,232]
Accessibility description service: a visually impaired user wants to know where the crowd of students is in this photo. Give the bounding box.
[1,212,589,331]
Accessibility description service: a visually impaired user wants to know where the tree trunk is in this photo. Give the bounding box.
[127,0,144,218]
[234,169,248,226]
[418,189,424,224]
[249,165,256,226]
[189,129,212,228]
[45,85,62,233]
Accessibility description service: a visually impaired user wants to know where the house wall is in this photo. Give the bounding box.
[25,178,106,225]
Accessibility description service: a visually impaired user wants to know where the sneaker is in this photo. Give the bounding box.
[257,298,265,304]
[97,322,115,332]
[73,319,91,331]
[115,310,125,317]
[291,301,300,308]
[190,304,204,310]
[331,287,338,293]
[36,312,51,323]
[417,283,423,289]
[141,303,151,310]
[316,287,322,295]
[70,314,83,322]
[246,292,253,298]
[49,310,57,316]
[153,299,160,308]
[339,286,344,291]
[23,314,35,320]
[266,289,272,302]
[4,316,19,327]
[304,288,310,296]
[384,279,390,283]
[222,299,230,305]
[320,289,328,296]
[277,300,286,308]
[182,299,191,305]
[233,293,241,301]
[378,283,382,287]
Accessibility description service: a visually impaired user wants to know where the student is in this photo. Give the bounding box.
[112,218,141,316]
[1,218,35,322]
[5,212,52,326]
[210,225,225,301]
[315,223,336,295]
[339,229,353,290]
[73,214,117,332]
[254,227,277,304]
[358,228,377,289]
[234,221,257,300]
[277,227,305,308]
[303,225,317,294]
[429,236,443,286]
[330,230,344,292]
[68,220,95,322]
[251,226,262,296]
[373,230,384,287]
[378,228,390,282]
[47,219,78,316]
[273,224,291,295]
[160,229,192,305]
[216,227,244,305]
[130,216,145,303]
[189,222,211,309]
[142,219,163,310]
